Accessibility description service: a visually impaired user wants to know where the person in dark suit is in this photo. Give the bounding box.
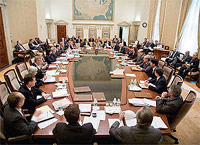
[15,41,35,57]
[145,68,167,94]
[3,92,39,138]
[71,35,76,43]
[76,36,82,43]
[53,104,96,144]
[18,74,49,113]
[103,38,111,48]
[55,44,62,56]
[156,84,183,124]
[149,59,158,79]
[97,36,102,44]
[133,49,145,65]
[121,39,127,47]
[172,51,192,72]
[82,39,90,48]
[89,35,95,42]
[109,106,162,144]
[112,42,119,51]
[118,43,126,54]
[178,52,199,79]
[165,48,180,66]
[32,56,46,81]
[137,55,152,77]
[46,49,57,64]
[28,39,42,51]
[112,35,118,42]
[127,46,138,60]
[28,66,44,88]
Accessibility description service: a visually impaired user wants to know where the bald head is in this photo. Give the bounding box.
[7,92,25,109]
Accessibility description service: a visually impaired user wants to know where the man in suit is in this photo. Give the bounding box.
[109,106,162,144]
[18,74,49,113]
[118,43,126,54]
[133,49,145,65]
[71,35,76,43]
[149,59,158,79]
[82,39,90,48]
[28,39,42,51]
[113,35,118,42]
[3,92,39,138]
[156,84,183,124]
[127,46,137,60]
[55,44,62,56]
[89,35,95,42]
[165,48,180,66]
[53,104,96,144]
[76,36,82,43]
[103,38,111,48]
[172,51,192,72]
[145,68,167,94]
[46,49,57,64]
[137,55,152,77]
[32,56,46,81]
[112,42,120,51]
[121,39,127,47]
[15,41,35,57]
[178,52,199,79]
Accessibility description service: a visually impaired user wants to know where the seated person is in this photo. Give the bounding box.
[51,47,58,59]
[132,49,145,65]
[113,35,118,42]
[113,42,120,51]
[109,106,162,144]
[103,38,111,48]
[71,35,76,43]
[93,39,102,49]
[82,39,90,48]
[178,52,199,79]
[55,44,62,56]
[165,48,180,66]
[172,51,192,72]
[127,46,138,60]
[149,59,158,79]
[121,39,127,47]
[28,66,44,88]
[118,43,126,54]
[3,92,39,138]
[145,68,167,94]
[28,39,42,51]
[32,56,46,81]
[76,36,82,43]
[89,35,94,42]
[15,40,35,57]
[46,49,57,64]
[97,36,102,44]
[156,84,183,124]
[136,55,151,76]
[53,104,96,144]
[18,74,49,113]
[35,53,49,72]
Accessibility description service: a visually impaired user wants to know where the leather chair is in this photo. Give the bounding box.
[168,75,183,90]
[0,115,32,144]
[158,60,166,68]
[168,91,196,144]
[29,58,35,66]
[163,66,174,86]
[15,62,29,82]
[0,82,10,106]
[4,69,21,92]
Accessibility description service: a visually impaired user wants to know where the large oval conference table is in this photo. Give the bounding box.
[33,48,171,139]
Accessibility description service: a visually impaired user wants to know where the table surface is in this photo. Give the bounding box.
[33,49,171,138]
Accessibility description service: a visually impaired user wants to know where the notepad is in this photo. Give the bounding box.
[124,110,137,127]
[128,85,142,91]
[131,66,141,71]
[32,111,55,123]
[79,104,91,113]
[52,89,69,98]
[52,98,72,110]
[38,118,58,129]
[151,116,168,129]
[128,98,156,107]
[49,65,57,68]
[83,117,100,132]
[44,76,56,83]
[36,105,54,114]
[91,110,106,121]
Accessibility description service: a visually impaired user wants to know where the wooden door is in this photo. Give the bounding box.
[0,8,9,69]
[57,25,66,43]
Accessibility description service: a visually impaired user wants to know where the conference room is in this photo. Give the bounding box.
[0,0,199,144]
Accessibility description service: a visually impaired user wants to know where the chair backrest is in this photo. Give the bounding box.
[29,58,35,66]
[0,115,6,140]
[163,66,174,86]
[89,42,93,47]
[170,75,183,88]
[15,63,28,82]
[4,69,21,92]
[23,43,30,50]
[170,91,196,130]
[158,60,165,68]
[0,82,10,106]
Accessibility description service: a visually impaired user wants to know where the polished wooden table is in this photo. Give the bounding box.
[154,47,170,60]
[33,50,171,138]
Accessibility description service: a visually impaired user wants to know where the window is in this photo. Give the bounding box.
[152,0,161,42]
[177,0,200,54]
[102,27,110,39]
[76,26,84,39]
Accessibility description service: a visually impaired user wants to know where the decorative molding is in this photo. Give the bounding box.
[117,21,131,27]
[72,23,114,26]
[132,21,141,26]
[0,0,7,6]
[54,20,69,25]
[45,19,53,24]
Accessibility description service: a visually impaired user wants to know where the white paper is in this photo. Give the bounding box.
[79,104,91,113]
[128,98,156,107]
[139,83,148,89]
[126,74,136,77]
[52,89,69,98]
[124,110,136,119]
[52,98,72,110]
[91,110,106,121]
[52,61,62,64]
[36,105,54,114]
[46,70,59,76]
[151,116,168,129]
[104,106,121,114]
[128,85,142,91]
[112,69,124,75]
[56,110,64,116]
[143,99,156,107]
[108,119,124,128]
[37,95,42,99]
[38,118,58,129]
[83,117,100,132]
[44,76,56,83]
[32,111,54,123]
[49,65,57,68]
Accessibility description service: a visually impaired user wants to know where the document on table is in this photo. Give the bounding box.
[128,98,156,106]
[38,118,58,129]
[49,65,57,68]
[151,116,168,129]
[83,117,100,132]
[32,111,55,123]
[44,76,56,83]
[36,105,54,114]
[91,110,106,120]
[46,70,59,76]
[124,110,137,127]
[79,104,91,113]
[125,73,136,77]
[108,119,124,128]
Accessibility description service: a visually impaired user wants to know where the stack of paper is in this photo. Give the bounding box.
[32,111,55,123]
[52,89,70,98]
[128,98,156,107]
[151,116,168,129]
[124,110,137,127]
[108,119,124,128]
[128,85,142,91]
[38,118,58,129]
[83,117,100,131]
[126,73,136,77]
[36,105,54,114]
[52,98,72,110]
[53,61,62,64]
[104,106,121,114]
[46,70,59,76]
[79,104,91,113]
[110,69,124,75]
[49,65,57,69]
[44,76,56,83]
[67,54,74,59]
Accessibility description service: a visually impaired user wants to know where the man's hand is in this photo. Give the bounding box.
[161,92,168,98]
[33,110,41,117]
[155,96,161,100]
[42,93,50,99]
[119,112,125,121]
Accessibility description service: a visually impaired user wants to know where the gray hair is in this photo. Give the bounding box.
[170,84,182,97]
[28,66,38,74]
[144,55,151,61]
[136,106,153,129]
[51,47,56,50]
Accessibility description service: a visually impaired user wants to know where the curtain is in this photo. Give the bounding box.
[177,0,200,55]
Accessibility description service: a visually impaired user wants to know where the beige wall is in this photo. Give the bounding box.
[7,0,38,47]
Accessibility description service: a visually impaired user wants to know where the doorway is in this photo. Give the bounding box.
[0,7,9,69]
[57,25,66,43]
[119,26,129,45]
